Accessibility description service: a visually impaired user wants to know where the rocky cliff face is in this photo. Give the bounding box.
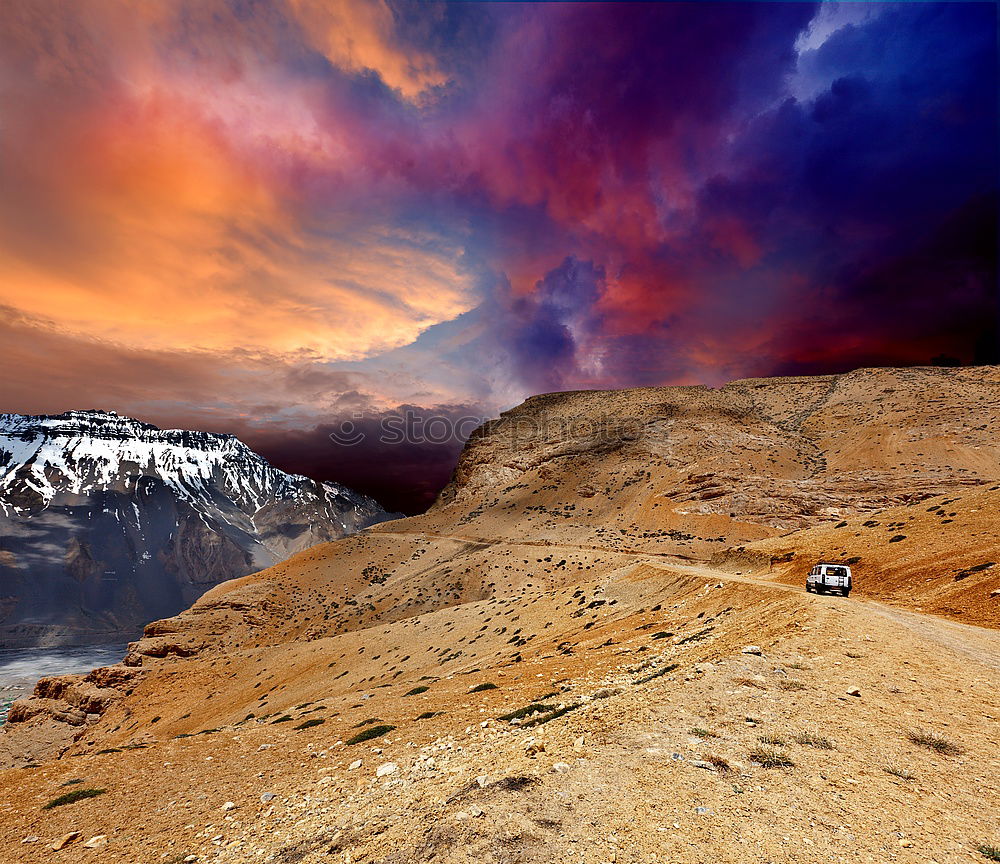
[0,410,397,647]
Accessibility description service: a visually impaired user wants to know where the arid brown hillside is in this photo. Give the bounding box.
[1,366,998,863]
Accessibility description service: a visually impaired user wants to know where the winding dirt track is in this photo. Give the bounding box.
[373,527,1000,672]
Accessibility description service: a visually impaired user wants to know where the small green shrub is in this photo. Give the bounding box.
[294,717,325,731]
[43,788,106,809]
[977,844,1000,861]
[469,682,498,693]
[778,680,806,691]
[404,685,430,696]
[690,727,718,739]
[416,711,440,720]
[346,724,396,745]
[271,715,293,723]
[757,733,786,747]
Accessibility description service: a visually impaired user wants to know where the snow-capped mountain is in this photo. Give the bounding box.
[0,410,398,647]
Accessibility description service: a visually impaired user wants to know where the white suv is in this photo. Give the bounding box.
[806,563,852,597]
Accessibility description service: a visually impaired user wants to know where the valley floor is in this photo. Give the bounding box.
[2,543,998,864]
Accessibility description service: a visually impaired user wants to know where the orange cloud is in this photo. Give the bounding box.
[287,0,446,101]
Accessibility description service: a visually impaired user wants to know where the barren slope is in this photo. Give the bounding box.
[1,366,998,862]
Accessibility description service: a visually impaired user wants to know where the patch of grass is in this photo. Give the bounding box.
[650,631,673,640]
[977,844,1000,861]
[635,662,680,684]
[749,746,793,768]
[734,677,767,690]
[498,703,557,722]
[43,788,106,809]
[352,717,384,728]
[416,711,441,720]
[795,732,834,750]
[705,754,731,774]
[469,682,498,693]
[883,764,915,781]
[404,685,430,696]
[294,717,325,731]
[271,714,293,723]
[95,748,121,754]
[908,728,963,756]
[346,724,396,745]
[757,733,786,747]
[690,727,718,739]
[777,679,806,691]
[61,778,84,786]
[786,661,809,670]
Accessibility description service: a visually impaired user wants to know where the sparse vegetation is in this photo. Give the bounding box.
[294,717,325,730]
[499,703,557,722]
[705,754,731,773]
[908,728,963,755]
[795,732,834,750]
[469,682,498,693]
[635,662,680,684]
[271,714,293,723]
[690,727,718,739]
[786,661,809,670]
[777,679,806,691]
[43,788,106,809]
[758,733,786,746]
[520,702,582,728]
[749,745,793,768]
[346,724,396,745]
[404,685,429,696]
[734,677,767,690]
[977,844,1000,861]
[883,764,915,780]
[416,711,441,720]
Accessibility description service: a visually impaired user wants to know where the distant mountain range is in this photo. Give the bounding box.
[0,410,398,647]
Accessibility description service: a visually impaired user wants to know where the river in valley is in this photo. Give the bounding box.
[0,643,125,725]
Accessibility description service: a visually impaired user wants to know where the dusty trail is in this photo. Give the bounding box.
[373,526,1000,672]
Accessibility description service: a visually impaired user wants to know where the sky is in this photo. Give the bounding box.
[0,1,996,512]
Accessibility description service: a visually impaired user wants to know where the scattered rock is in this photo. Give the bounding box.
[83,835,107,849]
[592,688,619,699]
[376,762,398,777]
[51,831,81,851]
[21,835,39,844]
[846,688,862,697]
[348,760,362,771]
[468,805,484,817]
[221,801,236,811]
[691,760,716,771]
[552,762,572,774]
[260,792,276,803]
[742,646,763,655]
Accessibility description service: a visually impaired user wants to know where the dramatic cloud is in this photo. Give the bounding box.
[0,1,995,510]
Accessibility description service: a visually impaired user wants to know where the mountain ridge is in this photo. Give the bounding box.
[0,409,398,648]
